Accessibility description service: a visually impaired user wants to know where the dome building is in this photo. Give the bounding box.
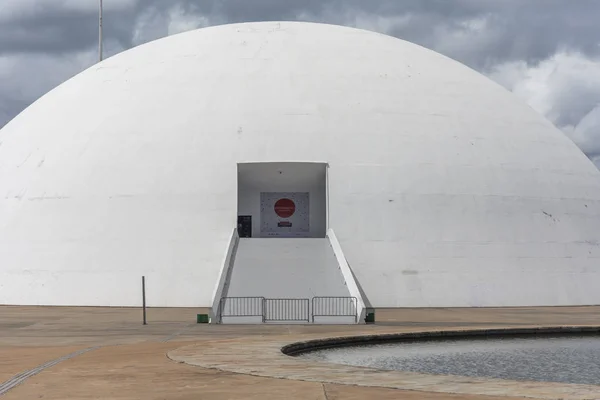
[1,21,599,323]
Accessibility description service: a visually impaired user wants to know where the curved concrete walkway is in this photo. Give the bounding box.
[169,326,600,400]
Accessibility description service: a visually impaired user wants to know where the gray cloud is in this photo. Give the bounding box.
[5,1,600,64]
[294,0,600,70]
[0,0,599,168]
[0,0,139,54]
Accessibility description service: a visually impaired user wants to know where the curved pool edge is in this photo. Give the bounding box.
[281,325,600,356]
[167,325,600,400]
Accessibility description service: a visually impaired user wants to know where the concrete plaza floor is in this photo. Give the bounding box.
[0,306,599,399]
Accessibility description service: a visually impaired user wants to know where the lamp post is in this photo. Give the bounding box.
[99,0,103,62]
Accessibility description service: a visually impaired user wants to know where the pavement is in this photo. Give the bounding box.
[0,305,599,399]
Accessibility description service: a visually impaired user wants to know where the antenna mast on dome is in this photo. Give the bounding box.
[99,0,103,62]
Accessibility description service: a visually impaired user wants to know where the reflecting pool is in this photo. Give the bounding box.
[299,335,600,385]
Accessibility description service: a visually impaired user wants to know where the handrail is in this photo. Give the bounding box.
[209,228,240,323]
[326,229,367,323]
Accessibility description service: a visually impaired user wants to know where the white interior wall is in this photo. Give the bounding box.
[237,163,327,238]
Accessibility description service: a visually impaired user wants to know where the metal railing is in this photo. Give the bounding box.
[219,297,264,322]
[263,298,310,322]
[312,296,358,322]
[218,296,358,323]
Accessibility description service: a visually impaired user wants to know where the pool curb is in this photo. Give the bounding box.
[281,325,600,355]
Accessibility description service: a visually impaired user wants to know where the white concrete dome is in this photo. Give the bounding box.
[1,21,600,309]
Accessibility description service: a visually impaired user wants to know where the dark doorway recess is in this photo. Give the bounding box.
[238,215,252,238]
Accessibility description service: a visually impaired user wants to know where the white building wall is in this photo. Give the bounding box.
[1,21,599,307]
[329,166,600,307]
[0,162,239,307]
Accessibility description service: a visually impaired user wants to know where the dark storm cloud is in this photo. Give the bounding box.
[0,3,138,55]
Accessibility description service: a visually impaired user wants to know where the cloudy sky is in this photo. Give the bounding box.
[1,0,599,168]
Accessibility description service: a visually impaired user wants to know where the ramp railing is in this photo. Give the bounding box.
[263,298,310,322]
[312,296,358,322]
[209,228,240,323]
[218,296,359,323]
[219,296,264,322]
[326,229,367,323]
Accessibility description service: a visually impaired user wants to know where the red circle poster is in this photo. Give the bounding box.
[274,198,296,218]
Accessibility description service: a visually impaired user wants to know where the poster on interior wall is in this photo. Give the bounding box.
[260,192,310,237]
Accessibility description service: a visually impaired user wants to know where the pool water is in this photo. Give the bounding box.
[300,335,600,385]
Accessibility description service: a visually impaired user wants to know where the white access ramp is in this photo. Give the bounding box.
[218,237,362,324]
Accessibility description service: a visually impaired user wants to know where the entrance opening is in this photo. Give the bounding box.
[237,215,252,238]
[237,162,327,238]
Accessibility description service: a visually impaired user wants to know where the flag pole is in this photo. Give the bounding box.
[99,0,103,62]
